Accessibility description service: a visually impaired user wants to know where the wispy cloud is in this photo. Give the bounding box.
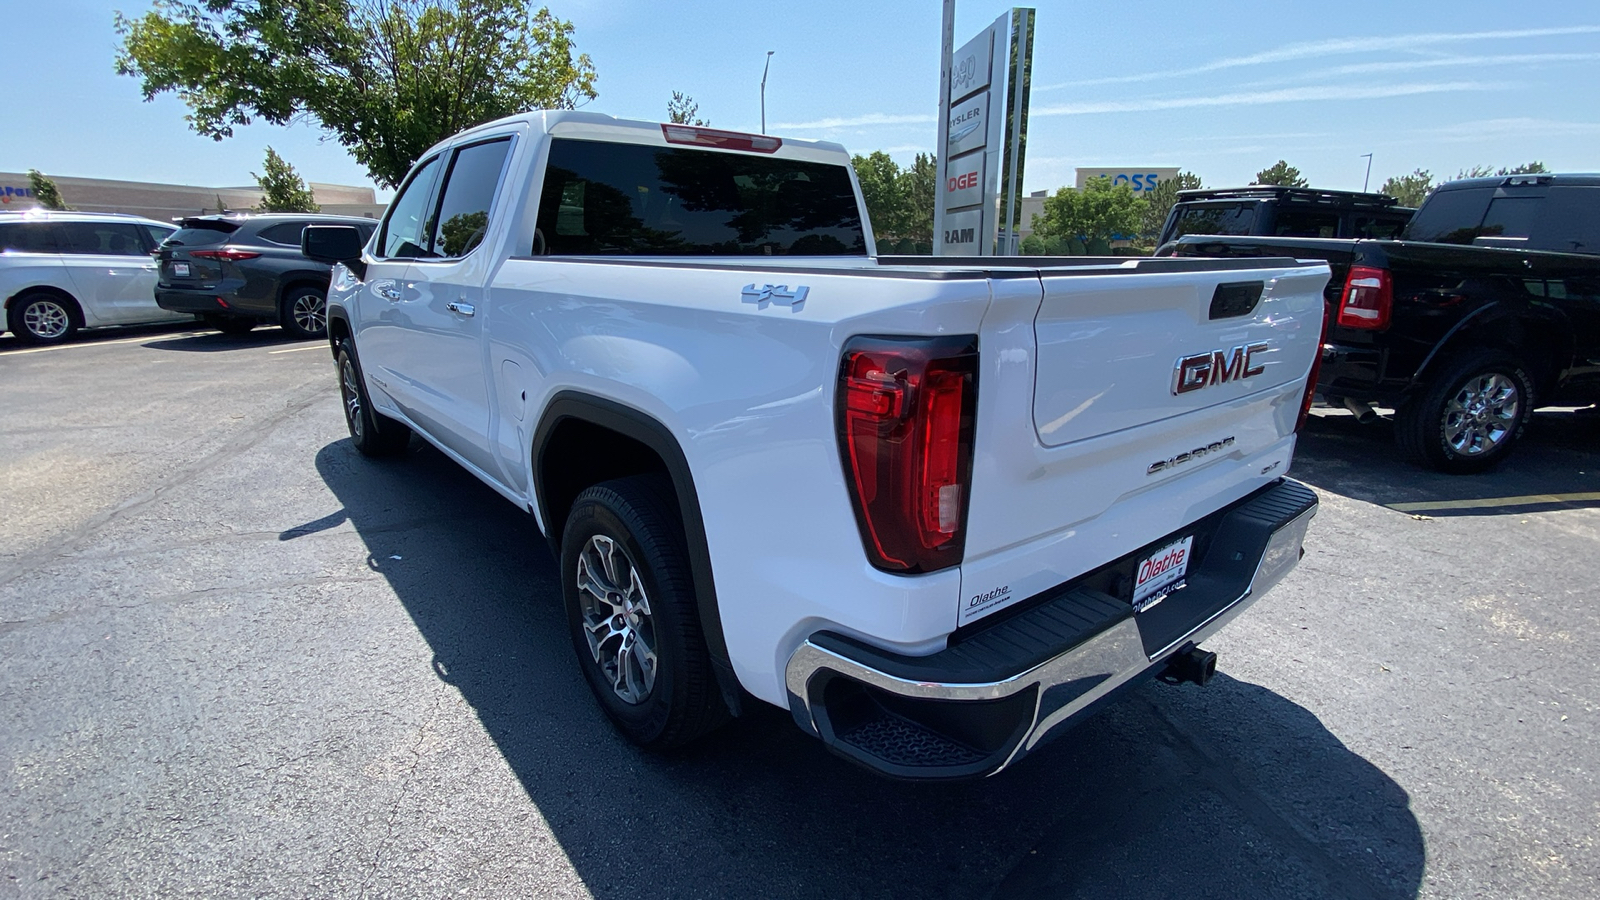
[1404,117,1600,142]
[1250,51,1600,85]
[1032,81,1502,117]
[771,112,934,130]
[1036,25,1600,91]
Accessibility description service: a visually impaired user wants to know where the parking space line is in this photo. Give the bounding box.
[268,345,328,354]
[1388,492,1600,513]
[1,331,211,356]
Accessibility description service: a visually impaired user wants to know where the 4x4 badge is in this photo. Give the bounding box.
[742,283,809,311]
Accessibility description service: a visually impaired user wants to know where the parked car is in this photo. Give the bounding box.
[1164,173,1600,473]
[303,111,1324,779]
[1156,186,1415,252]
[154,214,378,338]
[1,210,186,344]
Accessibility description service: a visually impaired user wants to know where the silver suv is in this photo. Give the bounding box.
[0,211,188,344]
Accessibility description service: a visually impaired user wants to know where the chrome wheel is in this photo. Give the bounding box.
[340,356,365,442]
[292,292,326,335]
[1443,372,1519,456]
[22,299,70,340]
[575,534,657,705]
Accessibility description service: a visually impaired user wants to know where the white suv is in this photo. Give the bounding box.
[1,211,190,344]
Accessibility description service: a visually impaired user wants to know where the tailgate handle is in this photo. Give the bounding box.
[1210,281,1263,320]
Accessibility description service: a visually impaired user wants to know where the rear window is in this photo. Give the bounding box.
[1272,209,1339,238]
[0,222,61,253]
[1169,203,1257,240]
[534,138,867,256]
[1403,187,1493,244]
[164,219,240,248]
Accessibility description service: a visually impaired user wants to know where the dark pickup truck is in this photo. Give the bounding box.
[1165,173,1600,473]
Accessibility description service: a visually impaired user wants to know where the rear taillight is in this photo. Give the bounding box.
[837,336,978,574]
[660,124,782,153]
[1336,265,1392,329]
[190,248,262,262]
[1297,303,1329,433]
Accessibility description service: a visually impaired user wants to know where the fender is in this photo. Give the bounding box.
[530,391,739,714]
[1413,298,1574,394]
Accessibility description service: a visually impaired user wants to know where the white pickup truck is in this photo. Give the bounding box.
[303,111,1326,780]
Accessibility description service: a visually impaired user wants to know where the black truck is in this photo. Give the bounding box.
[1164,173,1600,473]
[1155,186,1415,251]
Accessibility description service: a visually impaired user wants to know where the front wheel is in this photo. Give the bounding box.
[1396,349,1535,474]
[336,339,411,457]
[561,476,728,750]
[7,292,79,344]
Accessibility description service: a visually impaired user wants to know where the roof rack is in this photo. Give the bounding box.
[1174,186,1401,209]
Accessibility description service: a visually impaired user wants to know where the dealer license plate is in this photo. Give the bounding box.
[1132,535,1193,612]
[171,262,190,277]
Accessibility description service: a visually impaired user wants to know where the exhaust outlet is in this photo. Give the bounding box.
[1342,397,1380,424]
[1159,646,1218,687]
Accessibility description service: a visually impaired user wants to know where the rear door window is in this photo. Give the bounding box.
[1528,186,1600,254]
[428,138,512,259]
[534,138,867,255]
[379,155,444,259]
[1403,187,1492,244]
[1169,204,1257,239]
[0,222,62,253]
[140,224,177,250]
[1351,214,1408,240]
[1480,197,1542,240]
[1272,209,1339,238]
[59,222,149,256]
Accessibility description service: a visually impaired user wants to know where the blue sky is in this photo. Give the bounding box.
[1,0,1597,198]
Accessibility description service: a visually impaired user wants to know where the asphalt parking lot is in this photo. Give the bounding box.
[2,325,1597,899]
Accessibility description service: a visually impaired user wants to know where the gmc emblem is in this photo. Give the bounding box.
[1173,342,1270,395]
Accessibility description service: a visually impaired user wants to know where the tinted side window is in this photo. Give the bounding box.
[1351,214,1409,240]
[1480,197,1542,240]
[1171,204,1257,238]
[59,222,148,256]
[429,138,512,259]
[534,138,867,256]
[0,222,62,253]
[140,225,177,250]
[1404,187,1492,244]
[257,222,308,246]
[1272,209,1339,238]
[380,155,443,258]
[1528,187,1600,254]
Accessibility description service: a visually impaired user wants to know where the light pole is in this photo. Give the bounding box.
[761,51,775,134]
[1360,153,1374,192]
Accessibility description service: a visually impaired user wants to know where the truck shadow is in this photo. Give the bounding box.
[1292,408,1600,516]
[308,440,1424,900]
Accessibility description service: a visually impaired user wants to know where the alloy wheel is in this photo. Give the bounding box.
[23,300,70,340]
[1443,372,1519,456]
[575,534,658,705]
[292,293,327,335]
[340,357,365,442]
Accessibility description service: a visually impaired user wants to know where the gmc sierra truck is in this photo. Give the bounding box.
[1166,174,1600,474]
[303,111,1326,780]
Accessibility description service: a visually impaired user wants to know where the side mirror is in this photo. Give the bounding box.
[302,225,367,279]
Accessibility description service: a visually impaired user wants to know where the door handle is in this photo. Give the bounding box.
[446,300,475,317]
[375,282,402,301]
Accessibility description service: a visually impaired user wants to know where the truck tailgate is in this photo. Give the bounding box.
[958,261,1328,626]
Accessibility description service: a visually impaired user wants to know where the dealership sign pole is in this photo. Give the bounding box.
[935,7,1034,256]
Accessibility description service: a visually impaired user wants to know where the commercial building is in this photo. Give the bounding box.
[0,172,386,221]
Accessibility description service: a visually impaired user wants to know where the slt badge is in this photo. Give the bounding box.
[742,283,809,311]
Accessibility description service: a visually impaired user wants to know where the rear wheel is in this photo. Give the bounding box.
[336,339,411,457]
[7,292,79,345]
[203,314,256,335]
[1396,349,1535,473]
[561,476,728,750]
[280,286,328,339]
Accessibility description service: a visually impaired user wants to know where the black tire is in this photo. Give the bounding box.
[280,286,328,339]
[336,338,411,457]
[7,291,79,345]
[203,314,257,335]
[1396,349,1535,474]
[561,475,728,750]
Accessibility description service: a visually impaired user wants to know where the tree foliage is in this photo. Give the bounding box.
[1030,177,1146,253]
[850,151,936,253]
[1379,169,1434,208]
[116,0,598,187]
[26,170,69,210]
[1139,170,1203,238]
[666,91,707,125]
[254,147,321,212]
[1254,160,1309,187]
[1455,161,1549,180]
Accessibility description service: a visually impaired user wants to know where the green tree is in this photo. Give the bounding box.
[666,91,707,125]
[852,151,908,242]
[1139,170,1203,238]
[254,147,321,213]
[1031,177,1146,253]
[900,153,936,253]
[1379,169,1434,208]
[1254,160,1309,187]
[116,0,598,188]
[26,170,69,210]
[1455,161,1549,180]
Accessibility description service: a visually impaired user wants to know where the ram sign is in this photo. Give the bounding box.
[1075,167,1182,194]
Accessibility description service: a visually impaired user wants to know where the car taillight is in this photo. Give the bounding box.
[1297,303,1328,434]
[660,124,782,153]
[1336,265,1392,329]
[190,248,262,261]
[837,336,978,574]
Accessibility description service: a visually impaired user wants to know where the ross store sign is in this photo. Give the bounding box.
[946,93,989,157]
[944,153,986,209]
[1075,167,1182,194]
